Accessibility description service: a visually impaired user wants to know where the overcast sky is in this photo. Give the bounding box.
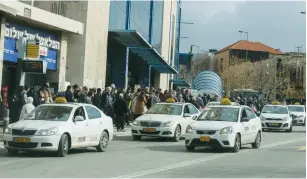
[179,1,306,53]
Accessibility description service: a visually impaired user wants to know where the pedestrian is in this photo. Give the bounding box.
[196,94,204,109]
[19,97,35,120]
[93,88,102,109]
[165,93,176,103]
[65,85,74,102]
[102,87,115,119]
[177,94,185,103]
[134,91,147,120]
[114,93,129,131]
[151,90,160,106]
[85,90,94,104]
[44,90,54,103]
[191,96,200,109]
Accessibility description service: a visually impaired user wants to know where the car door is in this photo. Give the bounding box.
[246,108,259,142]
[85,105,102,146]
[181,105,193,134]
[240,108,251,144]
[70,107,89,148]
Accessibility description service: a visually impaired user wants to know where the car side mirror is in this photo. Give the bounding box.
[192,115,197,120]
[74,115,84,122]
[256,112,260,116]
[184,113,191,118]
[241,117,249,122]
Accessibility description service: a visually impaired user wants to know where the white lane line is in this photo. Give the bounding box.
[112,138,305,179]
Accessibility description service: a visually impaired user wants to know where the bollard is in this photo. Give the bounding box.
[2,109,9,134]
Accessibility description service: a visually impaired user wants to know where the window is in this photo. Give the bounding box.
[188,104,199,114]
[85,106,102,119]
[220,58,224,72]
[151,1,164,54]
[198,107,239,122]
[246,108,256,119]
[169,14,175,66]
[262,106,288,114]
[74,107,86,119]
[130,1,150,41]
[24,106,73,121]
[184,105,190,114]
[147,104,182,116]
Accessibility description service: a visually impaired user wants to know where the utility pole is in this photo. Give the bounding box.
[296,46,302,54]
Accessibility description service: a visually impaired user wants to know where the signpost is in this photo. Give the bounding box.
[25,39,40,59]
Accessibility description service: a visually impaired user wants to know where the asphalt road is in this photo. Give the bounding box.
[0,126,305,178]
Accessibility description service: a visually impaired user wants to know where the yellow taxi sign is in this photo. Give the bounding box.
[220,98,232,105]
[272,100,280,105]
[294,102,300,105]
[55,97,67,103]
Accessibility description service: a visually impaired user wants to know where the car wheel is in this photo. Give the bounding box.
[251,131,261,149]
[172,125,181,142]
[57,134,69,157]
[186,145,195,151]
[286,125,292,132]
[132,135,142,141]
[231,134,241,153]
[7,149,18,156]
[96,131,109,152]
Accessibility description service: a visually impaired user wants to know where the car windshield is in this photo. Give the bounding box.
[197,107,239,122]
[147,104,182,115]
[288,106,305,112]
[24,105,73,121]
[207,102,219,106]
[262,106,288,114]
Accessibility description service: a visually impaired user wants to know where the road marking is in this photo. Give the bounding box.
[112,138,305,179]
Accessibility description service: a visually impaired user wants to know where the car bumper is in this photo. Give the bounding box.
[131,125,176,138]
[185,132,236,148]
[3,134,60,151]
[293,118,305,125]
[261,121,291,130]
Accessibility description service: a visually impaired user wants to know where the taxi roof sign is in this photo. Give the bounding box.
[272,101,281,105]
[220,98,232,105]
[55,97,67,103]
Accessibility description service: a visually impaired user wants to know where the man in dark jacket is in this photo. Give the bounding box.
[113,93,128,131]
[93,88,102,109]
[65,85,74,102]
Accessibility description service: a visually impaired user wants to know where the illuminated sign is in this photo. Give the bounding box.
[25,39,40,59]
[22,60,44,73]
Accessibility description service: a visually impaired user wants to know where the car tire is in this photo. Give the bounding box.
[172,125,181,142]
[286,125,292,132]
[251,131,261,149]
[231,134,241,153]
[96,131,109,152]
[132,135,142,141]
[57,134,69,157]
[186,145,195,151]
[7,149,18,156]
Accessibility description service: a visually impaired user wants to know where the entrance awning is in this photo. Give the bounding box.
[170,78,191,87]
[109,30,178,74]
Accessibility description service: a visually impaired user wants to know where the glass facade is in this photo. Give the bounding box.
[109,0,127,29]
[174,3,181,73]
[151,1,164,54]
[169,14,175,66]
[130,1,150,41]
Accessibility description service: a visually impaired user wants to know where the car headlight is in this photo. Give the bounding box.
[220,126,233,135]
[297,115,304,119]
[161,121,175,127]
[35,127,58,136]
[186,125,193,133]
[4,127,11,134]
[132,120,140,126]
[260,116,266,121]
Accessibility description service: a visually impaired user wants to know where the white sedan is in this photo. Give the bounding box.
[185,105,262,152]
[131,103,200,141]
[288,105,306,126]
[3,103,113,157]
[260,105,293,132]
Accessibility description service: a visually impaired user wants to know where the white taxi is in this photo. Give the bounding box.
[260,105,293,132]
[288,105,306,126]
[185,100,262,153]
[131,103,200,141]
[3,103,113,157]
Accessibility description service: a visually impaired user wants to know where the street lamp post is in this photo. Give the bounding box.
[238,30,249,62]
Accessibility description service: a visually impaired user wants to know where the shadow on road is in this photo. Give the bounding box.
[113,135,172,143]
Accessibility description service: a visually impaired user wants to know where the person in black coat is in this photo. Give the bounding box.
[65,85,74,102]
[113,93,128,132]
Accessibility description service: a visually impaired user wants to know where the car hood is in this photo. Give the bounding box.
[9,120,65,130]
[290,112,305,117]
[260,113,288,118]
[190,121,236,131]
[136,114,182,123]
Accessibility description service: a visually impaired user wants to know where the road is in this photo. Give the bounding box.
[0,126,305,178]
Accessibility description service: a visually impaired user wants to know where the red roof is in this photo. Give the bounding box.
[216,40,283,55]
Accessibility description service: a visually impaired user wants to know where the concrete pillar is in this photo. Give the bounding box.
[0,17,5,89]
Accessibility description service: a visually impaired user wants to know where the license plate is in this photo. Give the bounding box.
[143,128,156,132]
[13,137,30,143]
[200,136,210,142]
[270,123,279,126]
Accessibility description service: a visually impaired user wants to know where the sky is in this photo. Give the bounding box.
[179,1,306,53]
